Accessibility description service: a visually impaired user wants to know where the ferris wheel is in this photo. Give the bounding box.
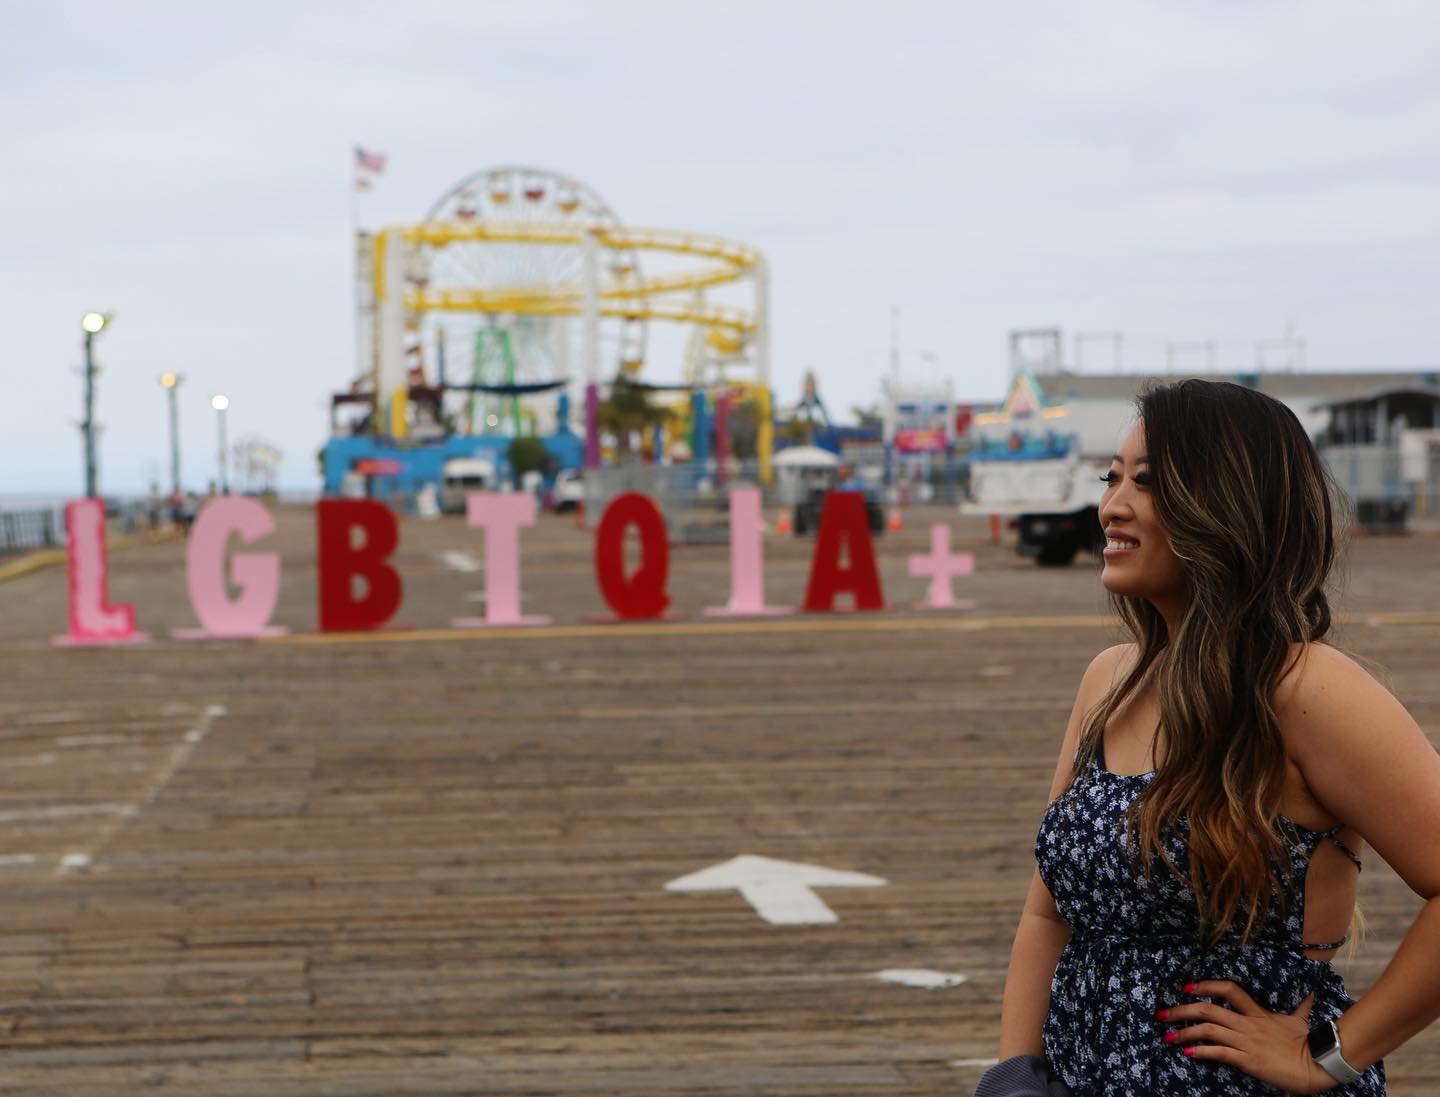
[414,167,647,429]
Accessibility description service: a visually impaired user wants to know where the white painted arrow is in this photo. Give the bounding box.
[664,854,888,924]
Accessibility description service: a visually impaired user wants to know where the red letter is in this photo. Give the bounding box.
[594,493,670,619]
[802,491,884,612]
[54,499,147,645]
[316,500,402,632]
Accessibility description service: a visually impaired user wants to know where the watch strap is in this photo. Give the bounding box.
[1310,1019,1363,1085]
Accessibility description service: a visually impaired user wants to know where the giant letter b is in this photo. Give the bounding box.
[316,500,402,632]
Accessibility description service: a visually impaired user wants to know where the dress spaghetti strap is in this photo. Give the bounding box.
[1300,825,1362,952]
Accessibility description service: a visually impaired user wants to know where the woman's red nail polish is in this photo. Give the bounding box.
[1163,1032,1178,1045]
[1155,1009,1169,1020]
[1183,1047,1195,1057]
[1183,983,1197,993]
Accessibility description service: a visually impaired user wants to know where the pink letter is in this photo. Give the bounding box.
[451,492,552,628]
[907,522,976,609]
[704,487,792,617]
[53,499,149,646]
[173,496,287,638]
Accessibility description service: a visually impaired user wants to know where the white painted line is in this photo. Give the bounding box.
[0,803,137,823]
[136,705,226,810]
[665,855,888,925]
[14,712,83,726]
[0,854,37,866]
[55,703,227,876]
[874,969,968,989]
[438,550,482,573]
[11,754,57,768]
[949,1058,1000,1069]
[54,735,132,748]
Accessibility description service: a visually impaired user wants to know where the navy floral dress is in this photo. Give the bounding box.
[1035,751,1385,1096]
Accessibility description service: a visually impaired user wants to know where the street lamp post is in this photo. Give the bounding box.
[211,394,230,494]
[159,372,183,496]
[80,311,112,498]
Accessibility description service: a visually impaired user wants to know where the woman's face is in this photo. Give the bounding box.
[1099,421,1187,612]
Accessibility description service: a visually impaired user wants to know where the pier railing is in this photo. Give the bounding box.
[0,508,62,554]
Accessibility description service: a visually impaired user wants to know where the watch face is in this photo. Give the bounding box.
[1308,1022,1338,1058]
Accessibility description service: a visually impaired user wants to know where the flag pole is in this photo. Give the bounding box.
[351,147,363,395]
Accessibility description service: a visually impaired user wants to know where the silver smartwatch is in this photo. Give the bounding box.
[1307,1018,1363,1085]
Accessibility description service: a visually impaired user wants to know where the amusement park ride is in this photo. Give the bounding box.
[323,166,774,501]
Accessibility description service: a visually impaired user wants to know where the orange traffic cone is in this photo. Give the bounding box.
[887,507,902,533]
[776,508,792,534]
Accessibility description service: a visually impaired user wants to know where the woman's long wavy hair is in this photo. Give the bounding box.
[1070,380,1339,942]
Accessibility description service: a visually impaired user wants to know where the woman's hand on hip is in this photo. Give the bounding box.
[1156,979,1337,1094]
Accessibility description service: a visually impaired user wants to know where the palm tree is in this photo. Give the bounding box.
[598,373,662,458]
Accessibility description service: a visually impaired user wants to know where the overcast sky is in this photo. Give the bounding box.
[5,1,1439,496]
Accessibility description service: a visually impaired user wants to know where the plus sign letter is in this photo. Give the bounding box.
[908,522,975,609]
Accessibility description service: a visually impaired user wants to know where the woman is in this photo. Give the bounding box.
[998,380,1440,1095]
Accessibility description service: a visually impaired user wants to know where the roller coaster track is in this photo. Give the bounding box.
[407,288,755,335]
[394,221,760,330]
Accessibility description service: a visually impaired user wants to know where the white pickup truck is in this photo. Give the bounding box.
[960,454,1109,565]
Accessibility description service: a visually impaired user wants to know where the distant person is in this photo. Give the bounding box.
[992,380,1440,1095]
[169,490,195,534]
[146,483,162,530]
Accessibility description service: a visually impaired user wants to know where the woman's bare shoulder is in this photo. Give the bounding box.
[1273,640,1416,765]
[1090,642,1138,682]
[1075,643,1137,706]
[1273,641,1382,714]
[1273,643,1440,896]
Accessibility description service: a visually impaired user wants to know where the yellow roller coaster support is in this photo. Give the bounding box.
[756,385,774,486]
[390,385,409,439]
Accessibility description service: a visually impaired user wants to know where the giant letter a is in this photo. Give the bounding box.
[316,500,402,632]
[802,491,884,612]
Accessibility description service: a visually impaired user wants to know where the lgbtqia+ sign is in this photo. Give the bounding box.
[53,488,976,646]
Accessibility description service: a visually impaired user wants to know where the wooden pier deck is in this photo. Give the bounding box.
[1,507,1437,1095]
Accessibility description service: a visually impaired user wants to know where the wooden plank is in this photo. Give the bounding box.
[0,507,1437,1093]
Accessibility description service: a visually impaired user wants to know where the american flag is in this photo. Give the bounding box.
[354,146,387,173]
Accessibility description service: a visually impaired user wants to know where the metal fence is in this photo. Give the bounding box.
[0,500,176,555]
[0,509,62,553]
[582,462,747,543]
[574,457,976,543]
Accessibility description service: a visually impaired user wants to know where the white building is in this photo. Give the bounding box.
[1005,368,1439,460]
[964,367,1440,528]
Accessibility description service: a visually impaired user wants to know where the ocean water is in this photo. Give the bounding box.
[0,489,318,517]
[0,494,76,518]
